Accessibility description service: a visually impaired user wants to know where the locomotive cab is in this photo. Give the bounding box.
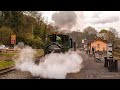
[44,34,74,55]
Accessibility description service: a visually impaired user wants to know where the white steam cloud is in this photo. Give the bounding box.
[52,11,77,31]
[13,45,83,79]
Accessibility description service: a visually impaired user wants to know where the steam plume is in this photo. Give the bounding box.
[13,45,83,79]
[52,11,77,31]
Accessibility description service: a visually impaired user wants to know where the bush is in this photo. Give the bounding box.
[0,26,14,45]
[16,36,44,49]
[28,38,44,49]
[114,46,120,50]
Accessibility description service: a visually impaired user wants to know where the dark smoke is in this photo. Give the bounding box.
[52,11,77,30]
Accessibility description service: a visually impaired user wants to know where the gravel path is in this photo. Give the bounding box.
[0,70,33,79]
[1,51,120,79]
[66,51,120,79]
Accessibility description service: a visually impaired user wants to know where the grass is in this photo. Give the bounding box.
[0,52,16,70]
[0,49,44,70]
[0,53,16,57]
[113,49,120,60]
[0,53,16,61]
[114,52,120,58]
[0,49,44,58]
[0,60,15,70]
[35,49,44,57]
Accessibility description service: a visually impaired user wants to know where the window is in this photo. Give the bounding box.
[97,44,100,48]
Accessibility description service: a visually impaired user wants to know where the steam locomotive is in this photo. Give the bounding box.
[44,33,76,55]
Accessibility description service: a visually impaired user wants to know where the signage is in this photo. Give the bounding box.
[107,43,113,58]
[11,35,16,44]
[82,39,84,43]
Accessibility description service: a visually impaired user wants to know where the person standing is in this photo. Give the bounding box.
[88,46,90,55]
[92,47,95,58]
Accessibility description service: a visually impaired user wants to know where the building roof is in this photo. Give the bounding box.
[88,38,107,45]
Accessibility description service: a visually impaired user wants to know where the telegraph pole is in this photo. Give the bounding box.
[32,25,33,39]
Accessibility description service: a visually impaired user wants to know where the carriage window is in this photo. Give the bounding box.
[64,37,68,42]
[56,36,61,41]
[47,37,50,41]
[49,35,56,42]
[56,36,62,44]
[70,38,73,48]
[49,37,52,41]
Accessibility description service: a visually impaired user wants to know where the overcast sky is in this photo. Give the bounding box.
[41,11,120,35]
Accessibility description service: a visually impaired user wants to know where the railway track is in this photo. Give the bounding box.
[0,66,16,75]
[32,76,44,79]
[0,56,44,77]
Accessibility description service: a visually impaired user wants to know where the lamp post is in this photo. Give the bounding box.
[82,37,86,52]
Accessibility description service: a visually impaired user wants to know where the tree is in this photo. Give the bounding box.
[99,29,108,40]
[0,11,56,48]
[0,26,14,45]
[83,26,98,35]
[99,29,116,43]
[70,31,83,48]
[82,26,98,41]
[99,29,108,33]
[23,11,43,24]
[109,27,118,38]
[0,11,13,27]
